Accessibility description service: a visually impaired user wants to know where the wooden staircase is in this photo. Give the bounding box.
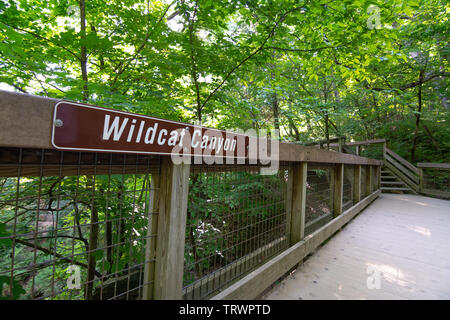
[382,148,419,194]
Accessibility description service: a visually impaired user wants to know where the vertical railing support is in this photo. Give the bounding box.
[418,168,424,193]
[153,157,190,299]
[353,165,361,204]
[333,163,344,217]
[289,162,307,245]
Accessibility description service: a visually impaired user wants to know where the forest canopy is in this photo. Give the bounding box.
[0,0,448,162]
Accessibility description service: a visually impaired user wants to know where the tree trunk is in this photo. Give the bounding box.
[272,92,280,132]
[79,0,89,101]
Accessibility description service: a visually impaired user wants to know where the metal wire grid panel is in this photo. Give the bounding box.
[422,168,450,193]
[0,148,160,300]
[343,165,354,212]
[305,167,333,235]
[182,163,290,299]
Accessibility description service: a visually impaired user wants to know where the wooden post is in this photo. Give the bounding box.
[366,165,373,195]
[418,168,424,193]
[333,163,344,217]
[355,145,360,156]
[289,162,307,245]
[353,165,361,204]
[338,137,344,153]
[153,157,190,300]
[142,174,160,300]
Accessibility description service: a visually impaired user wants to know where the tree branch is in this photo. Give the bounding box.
[14,238,102,278]
[199,5,307,111]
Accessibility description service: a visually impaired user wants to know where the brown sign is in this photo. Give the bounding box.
[52,101,250,158]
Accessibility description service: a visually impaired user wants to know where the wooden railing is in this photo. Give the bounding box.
[0,90,383,300]
[383,147,419,193]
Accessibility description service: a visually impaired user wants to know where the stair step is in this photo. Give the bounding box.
[381,181,405,185]
[381,176,397,180]
[381,187,411,191]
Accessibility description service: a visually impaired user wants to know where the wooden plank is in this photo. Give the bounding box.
[385,148,419,175]
[418,168,424,193]
[385,154,419,184]
[290,162,307,245]
[142,173,160,300]
[353,165,361,204]
[210,190,380,300]
[153,158,190,299]
[417,163,450,169]
[278,143,383,165]
[0,91,56,149]
[333,164,344,217]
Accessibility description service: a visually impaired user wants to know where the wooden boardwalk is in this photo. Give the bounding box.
[263,194,450,300]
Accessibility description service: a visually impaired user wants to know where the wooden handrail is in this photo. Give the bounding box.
[0,90,382,166]
[385,148,419,175]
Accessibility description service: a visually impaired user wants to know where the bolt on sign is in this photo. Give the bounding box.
[52,101,255,160]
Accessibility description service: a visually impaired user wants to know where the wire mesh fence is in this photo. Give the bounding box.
[343,165,354,211]
[182,163,290,300]
[1,146,381,300]
[361,166,368,198]
[305,167,333,235]
[0,147,160,300]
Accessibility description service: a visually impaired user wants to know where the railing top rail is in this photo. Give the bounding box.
[417,162,450,169]
[328,138,386,147]
[0,90,382,166]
